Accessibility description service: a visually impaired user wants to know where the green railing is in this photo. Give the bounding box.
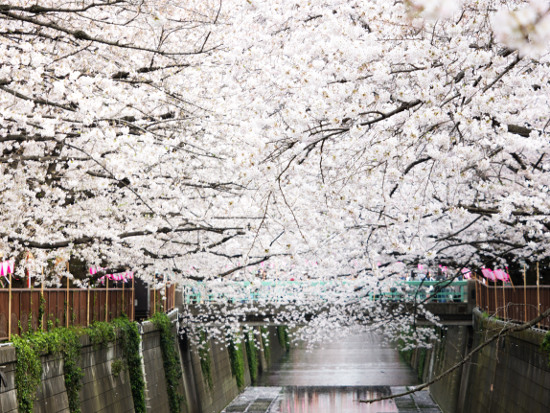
[182,279,469,305]
[366,280,469,303]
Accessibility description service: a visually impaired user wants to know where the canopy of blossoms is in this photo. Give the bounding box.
[1,0,549,343]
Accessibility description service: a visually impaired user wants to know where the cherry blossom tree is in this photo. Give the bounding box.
[209,0,550,281]
[177,0,550,350]
[0,0,277,285]
[1,0,549,335]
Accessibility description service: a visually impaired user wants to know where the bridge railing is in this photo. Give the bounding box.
[367,280,469,303]
[183,280,334,305]
[182,279,470,305]
[476,281,550,329]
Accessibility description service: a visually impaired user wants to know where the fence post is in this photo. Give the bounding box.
[66,276,70,328]
[105,277,109,322]
[502,280,506,320]
[8,272,12,340]
[474,272,479,307]
[41,267,45,332]
[494,280,498,317]
[536,262,540,328]
[153,287,156,316]
[523,264,527,322]
[131,275,135,321]
[86,286,90,326]
[483,280,489,312]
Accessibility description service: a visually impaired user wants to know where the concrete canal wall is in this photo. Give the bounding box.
[407,309,550,413]
[0,315,287,413]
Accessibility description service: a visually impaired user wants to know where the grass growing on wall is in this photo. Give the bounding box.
[227,334,245,389]
[198,329,213,390]
[245,329,259,383]
[151,312,185,413]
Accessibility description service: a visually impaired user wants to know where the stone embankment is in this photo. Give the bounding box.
[0,312,287,413]
[405,308,550,413]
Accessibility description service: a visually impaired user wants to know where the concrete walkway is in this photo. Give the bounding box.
[221,386,442,413]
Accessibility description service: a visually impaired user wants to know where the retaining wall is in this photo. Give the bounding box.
[0,346,17,413]
[0,317,286,413]
[406,309,550,413]
[78,335,135,413]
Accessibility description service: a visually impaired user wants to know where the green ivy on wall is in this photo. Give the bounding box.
[260,326,270,363]
[12,335,42,413]
[87,321,116,348]
[245,329,259,383]
[541,331,550,367]
[38,294,46,331]
[61,329,84,413]
[277,326,290,352]
[12,327,83,413]
[151,312,185,413]
[111,359,124,378]
[12,317,147,413]
[113,316,147,413]
[227,333,245,389]
[198,328,213,390]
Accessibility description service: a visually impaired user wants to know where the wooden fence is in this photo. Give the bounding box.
[0,286,134,341]
[476,281,550,328]
[0,279,179,341]
[149,283,177,316]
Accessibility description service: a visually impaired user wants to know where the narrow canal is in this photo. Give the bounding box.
[222,331,442,413]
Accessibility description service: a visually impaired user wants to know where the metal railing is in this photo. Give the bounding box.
[182,279,470,305]
[366,280,469,303]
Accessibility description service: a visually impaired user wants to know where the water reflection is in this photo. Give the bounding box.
[258,332,419,387]
[270,386,397,413]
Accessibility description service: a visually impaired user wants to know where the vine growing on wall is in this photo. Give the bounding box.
[12,317,148,413]
[245,329,259,383]
[113,316,146,413]
[86,321,116,348]
[227,333,245,389]
[541,331,550,367]
[38,294,46,331]
[61,329,84,413]
[277,326,290,352]
[151,312,185,413]
[198,328,213,390]
[12,335,42,413]
[12,327,83,413]
[260,326,270,363]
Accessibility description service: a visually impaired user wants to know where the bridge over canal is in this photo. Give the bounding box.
[183,279,476,327]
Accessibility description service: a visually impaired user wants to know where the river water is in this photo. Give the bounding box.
[256,331,418,387]
[223,331,442,413]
